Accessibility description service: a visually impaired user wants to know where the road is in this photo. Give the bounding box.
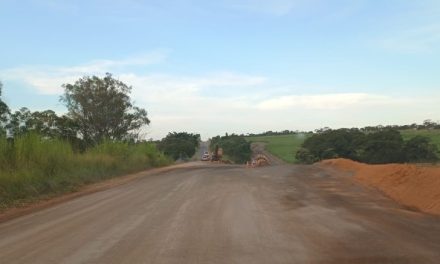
[1,163,440,263]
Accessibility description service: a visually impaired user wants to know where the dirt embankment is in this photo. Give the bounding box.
[321,158,440,216]
[251,142,285,165]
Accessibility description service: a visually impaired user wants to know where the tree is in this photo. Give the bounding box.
[404,136,438,163]
[6,107,32,136]
[299,129,365,162]
[296,129,413,164]
[423,119,437,129]
[158,132,200,160]
[28,110,59,138]
[360,129,406,164]
[210,135,251,163]
[0,81,10,128]
[61,73,150,146]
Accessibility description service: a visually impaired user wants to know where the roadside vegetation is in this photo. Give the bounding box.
[246,124,440,164]
[296,129,439,164]
[210,134,251,163]
[0,134,169,209]
[401,129,440,149]
[0,77,172,210]
[157,132,200,161]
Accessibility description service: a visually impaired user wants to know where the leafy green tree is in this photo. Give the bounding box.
[221,136,251,163]
[61,73,150,146]
[404,136,438,163]
[158,132,200,160]
[296,129,415,164]
[210,135,251,163]
[360,130,406,164]
[0,82,10,132]
[6,107,80,139]
[29,110,60,138]
[423,119,437,129]
[300,129,365,162]
[6,107,33,136]
[55,115,79,139]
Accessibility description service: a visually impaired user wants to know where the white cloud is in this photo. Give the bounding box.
[377,24,440,53]
[117,72,266,106]
[0,50,169,94]
[1,53,439,139]
[257,93,392,110]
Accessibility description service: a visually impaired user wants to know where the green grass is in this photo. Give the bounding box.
[400,129,440,152]
[0,134,171,210]
[246,134,309,163]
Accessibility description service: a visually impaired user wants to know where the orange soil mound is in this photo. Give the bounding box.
[321,158,440,216]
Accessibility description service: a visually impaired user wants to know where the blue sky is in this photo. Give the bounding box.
[1,0,439,139]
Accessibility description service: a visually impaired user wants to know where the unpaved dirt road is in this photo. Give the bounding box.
[1,163,440,263]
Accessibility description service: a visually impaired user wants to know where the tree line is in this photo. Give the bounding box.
[1,74,150,151]
[0,76,175,207]
[246,130,306,137]
[296,128,439,164]
[1,76,202,162]
[245,120,440,138]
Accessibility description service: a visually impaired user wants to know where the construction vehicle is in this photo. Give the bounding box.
[211,145,223,162]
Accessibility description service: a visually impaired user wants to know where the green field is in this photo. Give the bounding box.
[246,134,309,163]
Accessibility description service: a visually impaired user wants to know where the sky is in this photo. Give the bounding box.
[0,0,439,140]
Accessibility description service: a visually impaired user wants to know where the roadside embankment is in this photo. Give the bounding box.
[251,142,285,165]
[321,158,440,216]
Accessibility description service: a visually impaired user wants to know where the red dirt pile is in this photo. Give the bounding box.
[321,158,440,216]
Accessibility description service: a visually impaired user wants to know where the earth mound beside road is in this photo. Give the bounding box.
[251,142,285,165]
[321,158,440,216]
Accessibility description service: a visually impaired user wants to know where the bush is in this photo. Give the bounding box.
[295,148,317,164]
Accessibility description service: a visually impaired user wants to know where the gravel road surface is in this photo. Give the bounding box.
[1,163,440,263]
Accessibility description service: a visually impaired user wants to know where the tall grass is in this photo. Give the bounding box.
[0,134,171,210]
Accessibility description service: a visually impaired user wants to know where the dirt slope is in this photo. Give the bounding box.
[251,142,285,165]
[321,158,440,216]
